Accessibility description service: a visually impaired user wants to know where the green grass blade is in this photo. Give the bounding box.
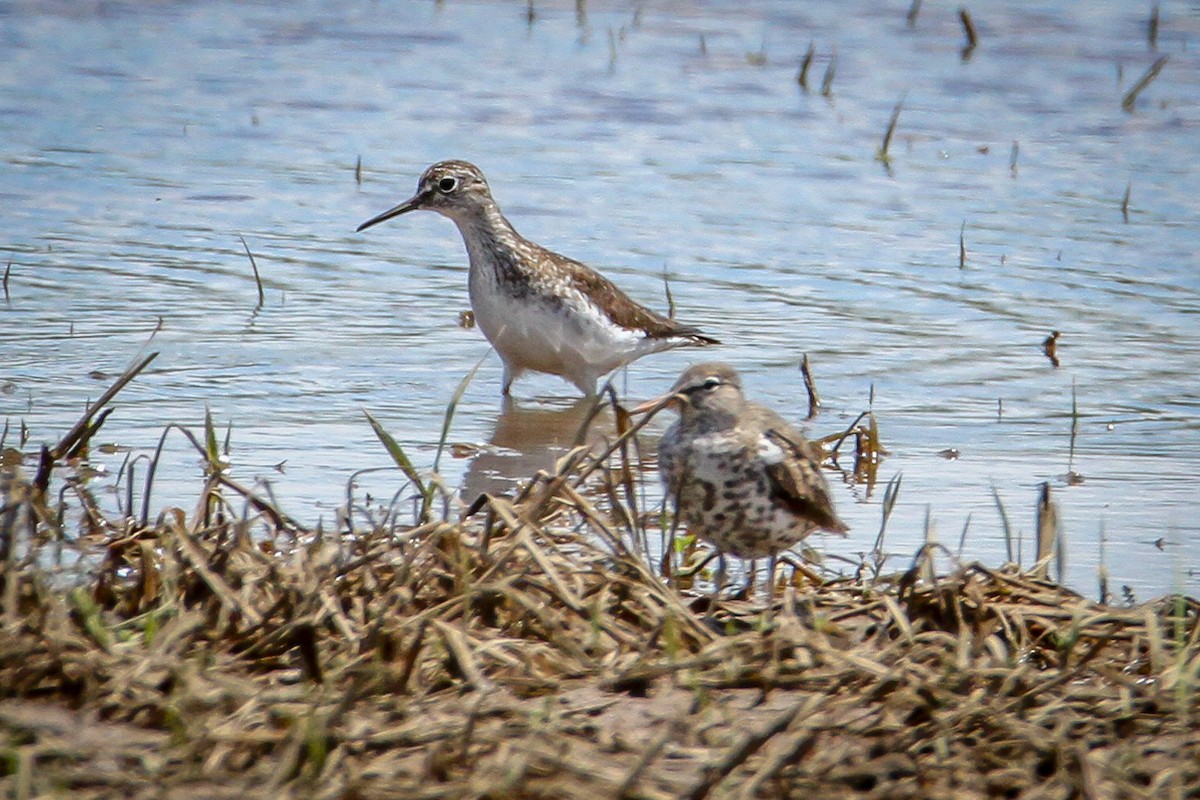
[431,353,488,476]
[364,410,425,496]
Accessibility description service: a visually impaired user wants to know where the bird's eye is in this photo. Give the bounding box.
[701,376,722,390]
[437,176,458,193]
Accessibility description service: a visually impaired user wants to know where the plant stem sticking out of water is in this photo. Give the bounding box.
[992,487,1014,565]
[1009,140,1019,176]
[1121,55,1168,112]
[1098,520,1109,604]
[959,8,978,61]
[33,351,159,495]
[959,221,967,269]
[956,512,972,560]
[906,0,921,27]
[800,354,821,420]
[239,235,265,308]
[1035,482,1058,579]
[797,42,815,91]
[364,410,427,520]
[870,473,903,579]
[432,355,486,478]
[1148,5,1160,51]
[1067,380,1080,478]
[1122,181,1132,222]
[661,265,676,320]
[877,96,905,167]
[355,156,362,186]
[820,49,836,98]
[2,260,10,304]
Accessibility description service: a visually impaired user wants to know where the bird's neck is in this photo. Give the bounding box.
[449,204,523,269]
[681,405,740,432]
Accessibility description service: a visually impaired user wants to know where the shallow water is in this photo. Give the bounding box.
[3,0,1198,599]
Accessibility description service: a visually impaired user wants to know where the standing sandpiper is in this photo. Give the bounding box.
[357,160,718,397]
[635,362,848,606]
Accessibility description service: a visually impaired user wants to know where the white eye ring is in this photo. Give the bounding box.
[702,376,722,390]
[437,176,458,193]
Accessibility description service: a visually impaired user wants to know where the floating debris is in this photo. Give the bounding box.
[1043,330,1061,367]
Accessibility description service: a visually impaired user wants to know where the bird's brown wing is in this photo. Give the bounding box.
[759,415,849,534]
[538,249,719,343]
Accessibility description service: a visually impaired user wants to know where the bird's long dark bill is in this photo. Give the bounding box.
[356,193,426,232]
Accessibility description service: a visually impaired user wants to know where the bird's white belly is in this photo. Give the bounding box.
[468,269,645,378]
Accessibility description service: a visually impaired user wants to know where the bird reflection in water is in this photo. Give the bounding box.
[459,397,613,503]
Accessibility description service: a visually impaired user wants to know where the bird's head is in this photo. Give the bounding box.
[357,160,492,231]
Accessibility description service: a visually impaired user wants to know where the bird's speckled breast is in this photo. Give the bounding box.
[659,424,817,559]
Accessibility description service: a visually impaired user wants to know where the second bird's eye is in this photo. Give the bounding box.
[437,176,458,193]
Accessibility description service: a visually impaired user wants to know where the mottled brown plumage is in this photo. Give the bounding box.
[358,160,717,396]
[637,363,847,606]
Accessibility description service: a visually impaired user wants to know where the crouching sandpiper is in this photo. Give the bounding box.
[635,362,848,612]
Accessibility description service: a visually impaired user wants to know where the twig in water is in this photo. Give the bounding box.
[34,351,159,494]
[1121,55,1168,112]
[1148,5,1159,51]
[959,221,967,269]
[820,49,836,98]
[800,354,821,420]
[1067,380,1080,477]
[2,260,10,303]
[877,96,905,165]
[906,0,921,27]
[959,8,978,60]
[1097,521,1109,604]
[797,42,815,91]
[239,235,265,308]
[355,155,362,186]
[1009,140,1019,176]
[1034,482,1057,579]
[662,264,676,319]
[1121,181,1132,222]
[1042,330,1061,367]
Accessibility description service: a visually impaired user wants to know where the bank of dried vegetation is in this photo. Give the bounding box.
[2,377,1198,799]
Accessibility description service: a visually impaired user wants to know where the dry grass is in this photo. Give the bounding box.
[2,390,1199,799]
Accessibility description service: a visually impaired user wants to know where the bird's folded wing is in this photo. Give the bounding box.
[762,427,849,534]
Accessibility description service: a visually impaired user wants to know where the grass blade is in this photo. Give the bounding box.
[432,353,488,477]
[364,410,425,498]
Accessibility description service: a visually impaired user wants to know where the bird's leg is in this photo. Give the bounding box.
[704,553,727,623]
[762,554,780,628]
[739,558,758,600]
[501,362,522,396]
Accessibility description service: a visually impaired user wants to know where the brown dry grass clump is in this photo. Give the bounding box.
[2,369,1198,799]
